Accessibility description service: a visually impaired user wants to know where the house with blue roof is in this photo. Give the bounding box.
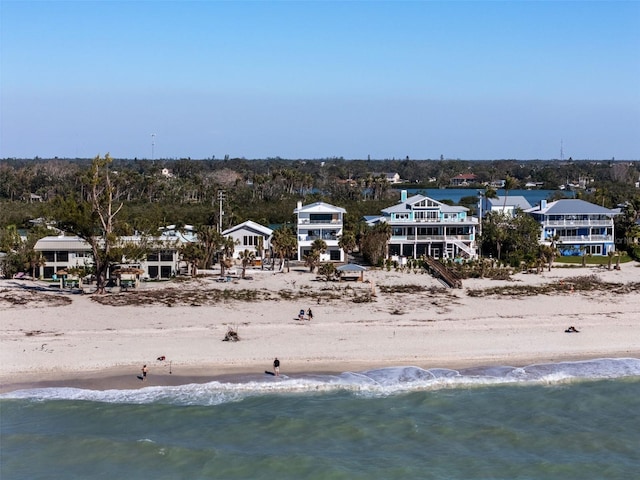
[524,199,620,256]
[366,190,478,260]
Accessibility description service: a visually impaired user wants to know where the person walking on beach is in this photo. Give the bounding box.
[307,308,313,321]
[273,358,280,376]
[141,364,148,381]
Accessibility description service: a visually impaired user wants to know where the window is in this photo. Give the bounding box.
[330,249,341,261]
[57,251,69,262]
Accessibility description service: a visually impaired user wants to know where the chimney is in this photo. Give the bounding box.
[297,201,302,210]
[401,190,408,202]
[540,200,547,210]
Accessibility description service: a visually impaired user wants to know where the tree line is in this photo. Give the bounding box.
[1,155,639,287]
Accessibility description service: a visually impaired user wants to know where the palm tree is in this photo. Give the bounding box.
[271,226,297,272]
[501,176,518,212]
[478,187,498,241]
[338,231,357,263]
[305,238,327,273]
[220,236,237,275]
[238,249,256,279]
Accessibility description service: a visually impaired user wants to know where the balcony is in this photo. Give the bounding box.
[543,219,612,227]
[555,235,613,243]
[298,219,342,225]
[390,234,473,242]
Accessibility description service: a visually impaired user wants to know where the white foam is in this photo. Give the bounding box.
[2,358,639,404]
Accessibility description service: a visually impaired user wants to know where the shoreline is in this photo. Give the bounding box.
[2,265,639,394]
[2,353,638,394]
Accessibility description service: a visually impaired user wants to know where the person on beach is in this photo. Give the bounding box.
[307,308,313,321]
[141,364,148,380]
[298,309,305,321]
[273,358,280,376]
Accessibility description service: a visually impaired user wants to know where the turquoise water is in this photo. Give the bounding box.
[2,358,639,479]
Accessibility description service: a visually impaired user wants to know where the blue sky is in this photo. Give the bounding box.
[1,0,639,160]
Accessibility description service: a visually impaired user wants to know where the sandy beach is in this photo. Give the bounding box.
[1,264,639,393]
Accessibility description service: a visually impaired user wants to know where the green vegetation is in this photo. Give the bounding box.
[1,157,639,277]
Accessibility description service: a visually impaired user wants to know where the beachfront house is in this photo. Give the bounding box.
[222,220,273,260]
[294,201,346,262]
[524,199,620,256]
[33,230,193,280]
[367,190,478,261]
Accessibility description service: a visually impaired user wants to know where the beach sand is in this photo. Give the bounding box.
[1,264,639,392]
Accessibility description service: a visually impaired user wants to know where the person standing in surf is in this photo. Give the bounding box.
[273,358,280,376]
[141,364,148,381]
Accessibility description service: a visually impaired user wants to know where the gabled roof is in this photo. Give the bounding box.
[525,199,619,216]
[486,196,532,210]
[222,220,273,236]
[294,201,346,214]
[382,194,468,214]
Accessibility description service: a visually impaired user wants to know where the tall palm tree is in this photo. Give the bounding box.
[338,231,357,263]
[238,249,256,279]
[271,226,297,272]
[501,176,518,212]
[478,186,499,241]
[220,236,237,275]
[305,238,327,273]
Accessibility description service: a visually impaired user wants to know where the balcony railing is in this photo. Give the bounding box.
[389,234,473,242]
[391,218,471,224]
[298,219,342,225]
[544,219,612,227]
[555,235,613,243]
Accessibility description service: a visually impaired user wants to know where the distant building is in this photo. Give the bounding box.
[450,173,478,186]
[385,172,402,184]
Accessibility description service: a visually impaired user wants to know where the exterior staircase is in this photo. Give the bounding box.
[450,239,475,259]
[424,256,462,288]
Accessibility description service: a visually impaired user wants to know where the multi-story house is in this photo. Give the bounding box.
[368,190,478,260]
[524,199,620,256]
[33,225,197,280]
[294,201,345,262]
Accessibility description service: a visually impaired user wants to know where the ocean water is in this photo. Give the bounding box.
[2,358,639,480]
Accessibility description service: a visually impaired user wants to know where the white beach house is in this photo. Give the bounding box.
[294,201,346,262]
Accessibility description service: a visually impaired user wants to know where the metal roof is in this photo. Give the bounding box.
[293,201,346,214]
[486,196,532,210]
[34,236,91,251]
[525,199,619,216]
[222,220,273,236]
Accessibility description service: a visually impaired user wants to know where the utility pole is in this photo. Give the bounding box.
[217,190,225,233]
